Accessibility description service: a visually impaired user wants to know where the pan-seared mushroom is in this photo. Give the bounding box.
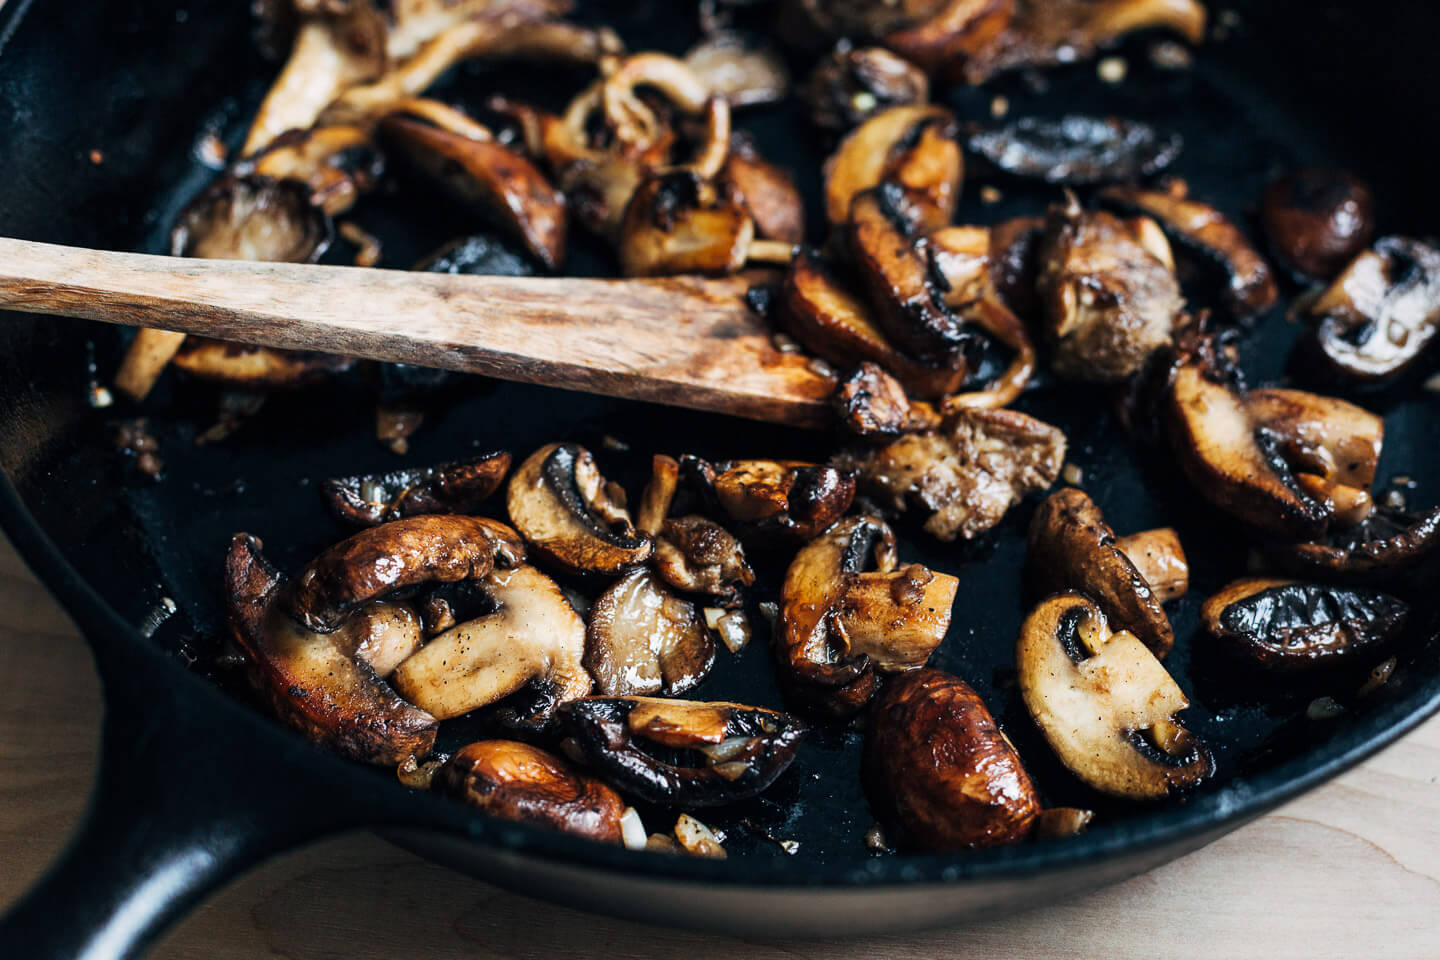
[1304,237,1440,382]
[390,564,592,723]
[1114,527,1189,603]
[1018,593,1212,799]
[844,406,1066,540]
[166,339,357,389]
[322,451,512,526]
[435,739,625,843]
[720,132,804,244]
[989,215,1044,320]
[384,0,574,60]
[833,361,936,438]
[865,668,1040,850]
[617,171,757,277]
[823,103,962,232]
[1029,489,1185,656]
[801,45,929,133]
[561,697,808,807]
[1274,504,1440,580]
[654,517,755,606]
[1261,169,1374,280]
[967,115,1182,186]
[328,600,426,677]
[683,456,857,540]
[683,32,790,107]
[878,0,1016,76]
[287,514,526,633]
[225,533,438,765]
[507,443,653,575]
[778,516,958,715]
[1036,195,1182,382]
[1201,578,1409,671]
[248,125,384,216]
[1101,181,1278,322]
[584,569,716,696]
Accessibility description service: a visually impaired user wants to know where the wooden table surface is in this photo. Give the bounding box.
[2,533,1437,959]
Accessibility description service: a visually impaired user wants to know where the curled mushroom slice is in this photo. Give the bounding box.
[287,514,526,633]
[584,569,716,697]
[778,516,958,715]
[390,564,591,724]
[225,533,438,765]
[654,517,755,606]
[684,457,857,540]
[1274,505,1440,580]
[823,103,962,231]
[1018,593,1212,799]
[1261,169,1375,281]
[865,668,1040,850]
[683,31,790,107]
[1201,578,1409,672]
[801,45,929,133]
[1029,489,1184,656]
[1101,181,1278,323]
[720,132,804,244]
[506,443,653,575]
[561,697,808,807]
[967,115,1182,186]
[322,451,512,526]
[1305,237,1440,382]
[435,739,625,843]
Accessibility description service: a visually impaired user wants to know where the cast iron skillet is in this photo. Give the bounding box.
[2,0,1439,957]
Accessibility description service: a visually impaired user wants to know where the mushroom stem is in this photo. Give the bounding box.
[636,454,680,536]
[747,239,797,265]
[1114,527,1189,603]
[115,330,189,401]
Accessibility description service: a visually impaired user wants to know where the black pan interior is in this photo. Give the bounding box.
[2,0,1439,870]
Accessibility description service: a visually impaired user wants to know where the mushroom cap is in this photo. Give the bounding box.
[652,515,755,606]
[1261,168,1375,280]
[172,175,333,263]
[801,45,929,133]
[823,103,962,231]
[694,456,857,541]
[584,568,716,697]
[967,115,1183,186]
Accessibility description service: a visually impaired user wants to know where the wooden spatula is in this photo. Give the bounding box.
[0,237,835,428]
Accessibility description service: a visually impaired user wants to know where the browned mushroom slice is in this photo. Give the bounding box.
[506,443,653,575]
[249,125,383,216]
[1261,169,1375,280]
[322,451,512,526]
[225,533,438,765]
[967,116,1182,186]
[683,31,790,107]
[1036,196,1182,382]
[435,740,625,844]
[1100,181,1278,322]
[287,514,526,633]
[1201,578,1409,671]
[561,697,808,807]
[833,362,941,439]
[846,406,1065,540]
[584,569,716,697]
[720,132,804,244]
[1274,505,1440,580]
[617,171,755,277]
[380,114,567,270]
[1305,237,1440,382]
[686,457,857,540]
[1028,489,1183,656]
[1018,593,1212,799]
[865,668,1040,850]
[801,45,929,133]
[1114,527,1189,603]
[880,0,1017,75]
[823,103,962,231]
[1245,389,1382,491]
[653,516,755,606]
[778,516,958,716]
[778,0,954,44]
[989,215,1045,320]
[167,339,356,389]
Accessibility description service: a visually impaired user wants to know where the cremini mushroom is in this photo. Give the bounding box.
[637,454,755,606]
[720,132,805,244]
[584,569,716,697]
[801,44,929,133]
[967,115,1182,186]
[824,103,962,232]
[322,451,512,526]
[1018,592,1212,799]
[682,456,857,540]
[561,696,808,807]
[617,170,794,276]
[1261,168,1375,280]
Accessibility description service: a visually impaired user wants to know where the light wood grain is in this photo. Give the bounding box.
[0,238,834,427]
[0,532,1436,959]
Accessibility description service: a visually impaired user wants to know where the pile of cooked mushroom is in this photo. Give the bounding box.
[140,0,1439,857]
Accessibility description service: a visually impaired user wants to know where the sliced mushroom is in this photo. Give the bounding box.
[684,456,857,540]
[823,103,962,231]
[224,533,438,765]
[1274,504,1440,580]
[248,125,384,216]
[584,569,716,697]
[385,0,574,60]
[1305,237,1440,382]
[880,0,1016,76]
[833,361,937,438]
[322,451,512,526]
[720,132,804,244]
[1201,578,1409,671]
[561,697,808,807]
[1261,169,1375,280]
[617,170,756,276]
[777,516,958,715]
[1246,388,1382,524]
[653,517,755,606]
[506,443,653,575]
[435,739,625,844]
[1101,181,1278,322]
[1029,489,1184,656]
[865,668,1040,850]
[801,45,929,133]
[328,600,426,677]
[1114,527,1189,604]
[1018,592,1212,799]
[166,339,356,390]
[683,31,790,107]
[967,115,1182,186]
[989,215,1045,320]
[390,564,591,723]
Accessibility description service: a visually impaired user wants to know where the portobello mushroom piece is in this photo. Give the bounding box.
[777,516,958,716]
[801,45,929,133]
[1304,237,1440,382]
[584,569,716,697]
[506,443,653,575]
[967,115,1182,186]
[865,668,1040,850]
[682,456,857,540]
[1261,169,1375,280]
[224,533,438,765]
[823,103,962,232]
[1018,592,1212,799]
[1035,195,1183,382]
[845,406,1066,541]
[1028,489,1186,656]
[1200,578,1409,671]
[390,564,592,724]
[617,170,756,277]
[322,451,512,526]
[1273,504,1440,580]
[435,739,625,844]
[1100,181,1278,323]
[287,514,526,634]
[720,132,805,244]
[561,697,807,807]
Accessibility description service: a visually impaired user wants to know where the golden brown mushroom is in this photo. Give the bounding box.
[584,569,716,697]
[683,456,857,540]
[823,103,962,232]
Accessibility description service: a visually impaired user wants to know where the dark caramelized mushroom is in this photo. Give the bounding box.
[435,740,625,844]
[584,569,716,697]
[561,697,807,807]
[801,45,929,133]
[1274,505,1440,580]
[865,668,1040,850]
[323,451,512,526]
[879,0,1016,75]
[823,103,962,231]
[988,215,1045,320]
[1261,169,1375,280]
[968,115,1182,186]
[653,516,755,606]
[833,361,935,438]
[685,456,857,540]
[720,132,805,244]
[618,170,755,276]
[1201,578,1409,671]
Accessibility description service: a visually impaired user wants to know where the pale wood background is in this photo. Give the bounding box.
[1,533,1437,959]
